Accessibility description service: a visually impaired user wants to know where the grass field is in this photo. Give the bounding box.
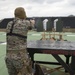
[0,31,75,75]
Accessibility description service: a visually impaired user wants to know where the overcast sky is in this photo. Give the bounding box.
[0,0,75,19]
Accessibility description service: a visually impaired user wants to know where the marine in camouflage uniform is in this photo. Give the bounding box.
[5,7,33,75]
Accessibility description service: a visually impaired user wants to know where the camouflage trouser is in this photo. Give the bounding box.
[5,50,33,75]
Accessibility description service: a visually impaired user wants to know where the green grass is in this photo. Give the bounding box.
[0,32,6,42]
[0,45,7,75]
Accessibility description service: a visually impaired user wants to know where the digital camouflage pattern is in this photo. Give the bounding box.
[5,18,33,75]
[6,18,30,50]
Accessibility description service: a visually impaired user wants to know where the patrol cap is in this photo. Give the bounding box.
[14,7,27,19]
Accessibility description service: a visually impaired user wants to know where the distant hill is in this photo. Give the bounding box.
[0,18,13,29]
[0,17,32,29]
[0,17,75,29]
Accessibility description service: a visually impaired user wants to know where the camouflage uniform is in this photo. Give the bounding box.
[5,18,33,75]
